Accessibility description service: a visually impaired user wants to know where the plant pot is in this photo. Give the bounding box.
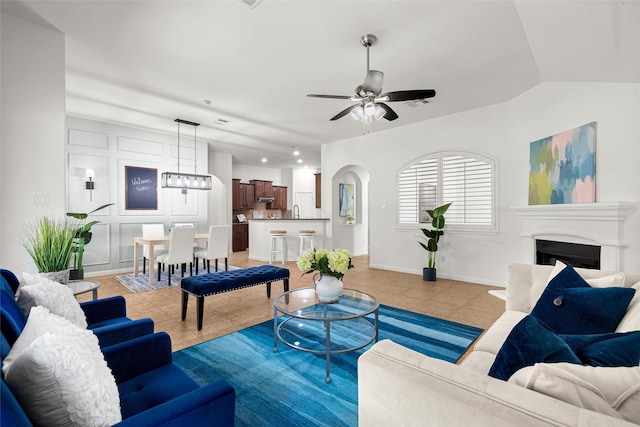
[314,273,344,304]
[423,267,436,281]
[38,269,70,284]
[69,269,84,281]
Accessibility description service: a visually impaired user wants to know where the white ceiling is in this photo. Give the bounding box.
[3,0,639,169]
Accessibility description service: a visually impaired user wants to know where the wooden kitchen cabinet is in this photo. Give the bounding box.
[315,173,321,208]
[232,223,249,252]
[272,186,287,210]
[250,180,273,198]
[232,179,241,209]
[241,183,255,208]
[232,179,254,209]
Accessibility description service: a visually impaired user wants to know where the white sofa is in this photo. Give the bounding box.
[358,263,640,426]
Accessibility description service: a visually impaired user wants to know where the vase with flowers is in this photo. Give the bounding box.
[296,248,354,303]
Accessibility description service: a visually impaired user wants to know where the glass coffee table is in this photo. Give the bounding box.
[67,280,100,300]
[273,287,379,383]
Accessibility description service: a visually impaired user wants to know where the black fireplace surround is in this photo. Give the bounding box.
[536,239,601,270]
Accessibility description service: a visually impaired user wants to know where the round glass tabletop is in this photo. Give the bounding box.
[274,287,378,321]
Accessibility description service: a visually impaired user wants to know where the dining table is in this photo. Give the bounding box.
[133,233,209,286]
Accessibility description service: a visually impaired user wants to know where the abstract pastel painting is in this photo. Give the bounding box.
[529,122,596,205]
[339,183,354,217]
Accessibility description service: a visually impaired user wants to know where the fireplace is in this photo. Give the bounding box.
[512,202,636,272]
[535,239,600,269]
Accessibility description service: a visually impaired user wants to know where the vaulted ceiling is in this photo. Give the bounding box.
[3,0,639,169]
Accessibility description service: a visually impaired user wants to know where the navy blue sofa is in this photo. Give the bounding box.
[0,269,154,348]
[0,270,235,426]
[1,329,236,426]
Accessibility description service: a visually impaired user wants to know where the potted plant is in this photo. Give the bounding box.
[418,202,452,281]
[66,203,113,280]
[297,248,354,303]
[19,216,78,283]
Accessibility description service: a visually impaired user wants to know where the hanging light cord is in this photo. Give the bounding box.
[177,122,181,174]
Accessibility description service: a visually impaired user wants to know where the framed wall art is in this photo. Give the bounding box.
[339,183,354,217]
[529,122,596,205]
[125,166,158,210]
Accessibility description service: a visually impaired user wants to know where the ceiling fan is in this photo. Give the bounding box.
[307,34,436,122]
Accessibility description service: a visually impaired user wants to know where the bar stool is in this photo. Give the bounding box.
[298,230,316,255]
[270,230,287,264]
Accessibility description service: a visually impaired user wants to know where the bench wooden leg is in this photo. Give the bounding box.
[197,296,205,331]
[266,281,272,298]
[181,290,189,321]
[284,278,290,303]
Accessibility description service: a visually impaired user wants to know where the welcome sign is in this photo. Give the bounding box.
[125,166,158,210]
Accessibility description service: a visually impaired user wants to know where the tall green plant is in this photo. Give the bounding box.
[67,203,113,270]
[418,202,452,269]
[20,216,77,273]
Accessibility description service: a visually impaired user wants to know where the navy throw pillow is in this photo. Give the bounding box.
[530,264,635,335]
[488,315,581,381]
[561,331,640,367]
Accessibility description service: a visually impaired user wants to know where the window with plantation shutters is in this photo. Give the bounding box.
[397,151,497,231]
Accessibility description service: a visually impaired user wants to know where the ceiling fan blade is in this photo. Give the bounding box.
[307,94,352,100]
[362,70,384,95]
[377,103,399,121]
[381,89,436,102]
[330,104,360,121]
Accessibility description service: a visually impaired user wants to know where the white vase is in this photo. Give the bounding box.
[314,273,343,304]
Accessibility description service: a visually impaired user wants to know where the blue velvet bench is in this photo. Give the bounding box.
[181,265,290,330]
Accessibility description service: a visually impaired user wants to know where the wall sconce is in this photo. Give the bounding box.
[85,168,95,201]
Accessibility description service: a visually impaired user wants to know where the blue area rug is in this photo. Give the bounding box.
[173,303,483,426]
[115,265,240,293]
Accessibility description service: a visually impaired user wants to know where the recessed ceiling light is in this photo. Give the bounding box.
[214,118,229,125]
[293,150,300,156]
[238,0,262,9]
[261,158,268,163]
[297,159,303,163]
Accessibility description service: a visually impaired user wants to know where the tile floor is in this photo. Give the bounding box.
[78,252,506,352]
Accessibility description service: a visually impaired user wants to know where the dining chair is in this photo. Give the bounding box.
[142,224,168,274]
[194,225,230,274]
[156,226,196,285]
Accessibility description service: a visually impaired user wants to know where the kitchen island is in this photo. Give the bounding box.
[248,218,330,262]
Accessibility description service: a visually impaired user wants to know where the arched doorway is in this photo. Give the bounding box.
[330,165,370,256]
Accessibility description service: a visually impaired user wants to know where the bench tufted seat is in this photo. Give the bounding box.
[181,265,290,330]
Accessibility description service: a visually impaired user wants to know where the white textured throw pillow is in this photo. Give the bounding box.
[17,278,87,328]
[4,331,121,427]
[616,281,640,333]
[509,363,640,423]
[547,260,626,288]
[2,306,85,373]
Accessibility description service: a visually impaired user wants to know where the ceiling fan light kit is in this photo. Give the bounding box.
[307,33,436,124]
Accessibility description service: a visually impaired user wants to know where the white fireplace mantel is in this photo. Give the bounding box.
[511,202,637,271]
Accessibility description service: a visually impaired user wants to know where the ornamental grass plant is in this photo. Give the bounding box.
[20,216,78,273]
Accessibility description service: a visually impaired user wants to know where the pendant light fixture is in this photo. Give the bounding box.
[161,119,212,193]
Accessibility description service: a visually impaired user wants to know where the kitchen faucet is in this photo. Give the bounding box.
[293,204,300,219]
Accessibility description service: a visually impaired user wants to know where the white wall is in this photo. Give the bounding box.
[65,117,211,275]
[1,13,66,273]
[322,82,640,286]
[209,151,233,226]
[232,164,282,184]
